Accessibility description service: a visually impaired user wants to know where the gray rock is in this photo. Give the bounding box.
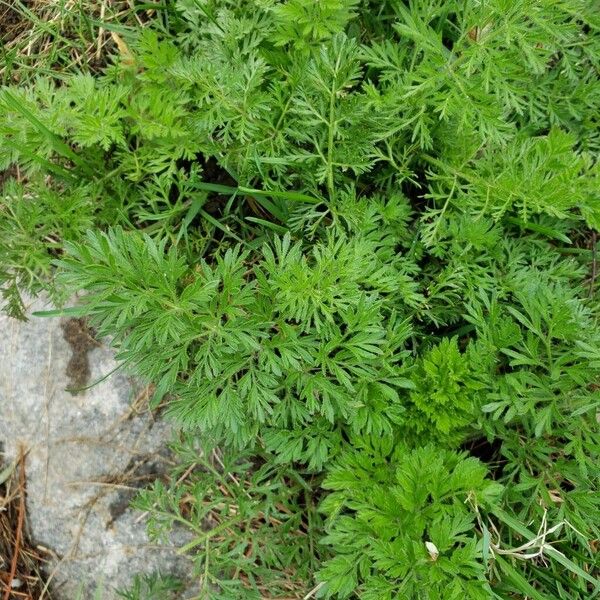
[0,296,193,598]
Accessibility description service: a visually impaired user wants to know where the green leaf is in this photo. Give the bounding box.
[3,90,94,176]
[495,556,554,600]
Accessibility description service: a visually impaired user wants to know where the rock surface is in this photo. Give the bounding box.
[0,296,192,598]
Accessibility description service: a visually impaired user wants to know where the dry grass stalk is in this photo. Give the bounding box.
[0,447,47,600]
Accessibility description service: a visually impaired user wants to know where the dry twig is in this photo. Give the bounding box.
[2,446,26,600]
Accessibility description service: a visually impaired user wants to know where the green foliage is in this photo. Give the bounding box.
[320,440,502,599]
[1,0,600,598]
[407,337,485,440]
[132,438,321,598]
[117,573,183,600]
[56,222,417,469]
[271,0,360,50]
[0,179,95,317]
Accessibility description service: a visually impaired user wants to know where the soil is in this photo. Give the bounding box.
[0,0,32,44]
[0,166,18,190]
[60,318,101,394]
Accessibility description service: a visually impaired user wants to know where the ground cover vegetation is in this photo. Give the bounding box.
[1,0,599,598]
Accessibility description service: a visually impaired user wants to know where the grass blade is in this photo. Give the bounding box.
[2,90,93,176]
[495,556,556,600]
